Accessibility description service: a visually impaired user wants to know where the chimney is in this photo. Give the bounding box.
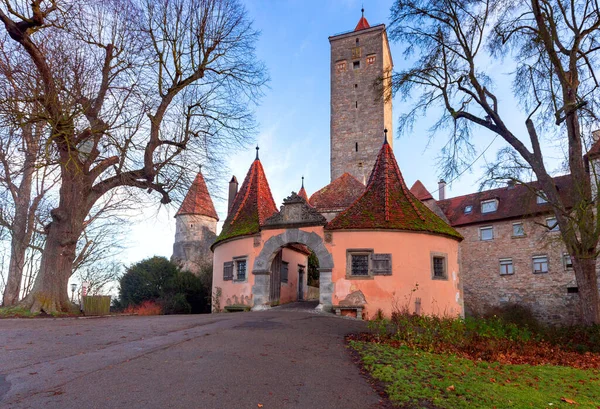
[507,180,516,189]
[438,179,446,200]
[593,129,600,142]
[228,175,238,215]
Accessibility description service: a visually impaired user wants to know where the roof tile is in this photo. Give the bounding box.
[309,173,365,212]
[176,170,219,220]
[326,140,462,240]
[410,180,434,201]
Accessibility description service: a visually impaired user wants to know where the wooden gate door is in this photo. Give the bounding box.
[298,266,304,301]
[270,250,282,304]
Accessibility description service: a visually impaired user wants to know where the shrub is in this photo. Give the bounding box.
[124,300,163,316]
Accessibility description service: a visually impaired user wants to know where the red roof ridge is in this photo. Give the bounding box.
[176,170,219,220]
[309,172,365,211]
[410,180,434,201]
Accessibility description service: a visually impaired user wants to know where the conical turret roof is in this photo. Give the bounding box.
[327,138,462,240]
[410,180,434,201]
[298,177,309,202]
[215,156,277,244]
[176,170,218,220]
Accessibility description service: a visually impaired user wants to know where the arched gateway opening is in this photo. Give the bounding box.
[252,193,333,311]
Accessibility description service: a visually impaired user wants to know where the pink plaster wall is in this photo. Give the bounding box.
[212,236,256,309]
[279,248,309,304]
[327,231,462,320]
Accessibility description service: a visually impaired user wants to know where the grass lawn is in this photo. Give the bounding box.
[350,341,600,408]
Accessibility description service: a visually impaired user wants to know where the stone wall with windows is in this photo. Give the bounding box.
[457,216,580,325]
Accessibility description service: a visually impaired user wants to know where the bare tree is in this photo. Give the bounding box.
[388,0,600,323]
[0,0,266,312]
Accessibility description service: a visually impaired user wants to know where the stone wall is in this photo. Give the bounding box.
[329,25,393,182]
[172,214,217,275]
[457,216,581,325]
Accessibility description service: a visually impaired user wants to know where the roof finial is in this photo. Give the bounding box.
[255,145,260,160]
[361,5,364,17]
[383,128,389,145]
[199,164,203,173]
[301,175,305,188]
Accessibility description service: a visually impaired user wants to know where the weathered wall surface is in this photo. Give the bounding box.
[330,25,393,182]
[457,217,581,325]
[212,236,256,310]
[326,230,462,320]
[172,214,217,274]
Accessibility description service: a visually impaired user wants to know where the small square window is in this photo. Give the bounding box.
[235,259,247,281]
[546,217,559,232]
[512,223,525,237]
[431,255,447,279]
[481,199,498,213]
[533,256,548,274]
[499,258,514,275]
[567,287,579,293]
[480,226,493,241]
[464,205,473,214]
[536,192,548,204]
[353,61,360,70]
[351,254,369,276]
[563,254,573,270]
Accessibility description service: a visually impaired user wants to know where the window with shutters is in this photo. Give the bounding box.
[281,261,289,283]
[223,261,233,281]
[372,254,392,275]
[346,249,373,278]
[235,258,247,281]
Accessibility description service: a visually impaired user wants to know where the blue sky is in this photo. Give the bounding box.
[122,0,566,265]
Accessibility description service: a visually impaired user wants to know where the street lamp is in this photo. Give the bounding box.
[70,283,77,303]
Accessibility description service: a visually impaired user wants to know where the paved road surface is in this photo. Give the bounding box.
[0,308,385,409]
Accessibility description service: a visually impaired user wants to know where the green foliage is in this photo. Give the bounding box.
[118,256,211,314]
[351,341,600,409]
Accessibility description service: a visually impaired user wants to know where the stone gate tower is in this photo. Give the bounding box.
[172,169,219,275]
[329,10,393,182]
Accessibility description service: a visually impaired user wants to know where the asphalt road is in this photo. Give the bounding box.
[0,307,385,409]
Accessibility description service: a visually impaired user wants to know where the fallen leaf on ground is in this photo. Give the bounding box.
[561,397,577,404]
[446,385,455,391]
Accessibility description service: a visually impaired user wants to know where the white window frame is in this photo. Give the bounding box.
[481,199,498,214]
[233,256,248,282]
[512,222,525,237]
[464,205,473,214]
[536,191,548,204]
[563,253,573,270]
[480,226,494,241]
[532,255,549,274]
[546,217,559,232]
[499,258,514,275]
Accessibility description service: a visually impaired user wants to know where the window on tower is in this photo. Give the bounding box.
[336,61,347,72]
[353,60,360,70]
[367,55,376,65]
[355,142,358,152]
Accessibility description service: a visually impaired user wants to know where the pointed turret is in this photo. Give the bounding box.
[327,133,462,239]
[298,176,309,202]
[215,151,277,244]
[176,169,219,220]
[354,8,370,31]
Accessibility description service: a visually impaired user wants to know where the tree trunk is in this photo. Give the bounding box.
[573,256,600,325]
[20,162,88,313]
[2,138,35,306]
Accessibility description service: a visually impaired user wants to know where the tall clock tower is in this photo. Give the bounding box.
[329,10,393,183]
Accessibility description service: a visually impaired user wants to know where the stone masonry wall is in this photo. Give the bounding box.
[330,25,393,182]
[172,214,218,275]
[457,216,581,325]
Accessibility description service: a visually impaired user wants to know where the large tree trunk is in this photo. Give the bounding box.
[573,256,600,325]
[2,129,36,306]
[20,162,88,313]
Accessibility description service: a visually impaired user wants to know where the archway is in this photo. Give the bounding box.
[251,228,334,311]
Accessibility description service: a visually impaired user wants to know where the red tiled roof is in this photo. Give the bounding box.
[354,16,370,31]
[298,185,309,202]
[410,180,434,201]
[437,175,574,227]
[326,140,462,240]
[215,158,277,244]
[309,173,365,212]
[176,170,218,220]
